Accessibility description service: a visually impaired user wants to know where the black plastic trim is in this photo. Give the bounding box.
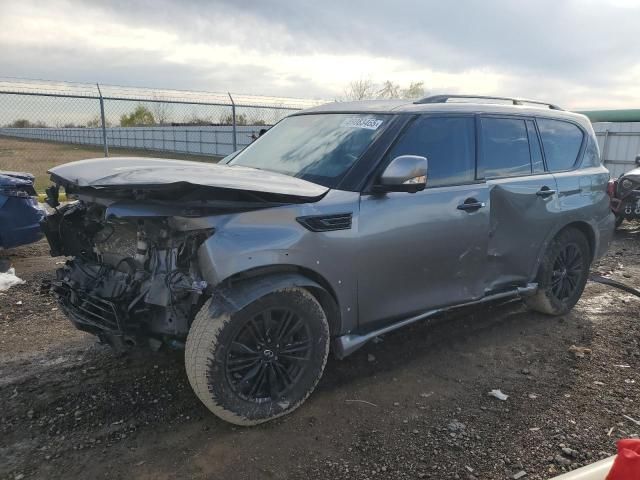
[296,213,353,232]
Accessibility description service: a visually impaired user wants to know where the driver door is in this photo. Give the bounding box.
[357,115,490,326]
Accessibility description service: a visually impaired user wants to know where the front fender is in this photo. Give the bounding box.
[187,189,360,334]
[208,272,323,318]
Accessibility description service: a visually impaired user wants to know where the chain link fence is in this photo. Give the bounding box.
[0,78,326,192]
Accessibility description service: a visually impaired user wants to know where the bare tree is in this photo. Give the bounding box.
[401,81,426,99]
[343,78,376,101]
[377,80,400,99]
[86,116,112,128]
[341,78,427,102]
[151,94,170,125]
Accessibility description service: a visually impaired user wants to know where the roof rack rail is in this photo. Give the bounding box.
[414,94,563,111]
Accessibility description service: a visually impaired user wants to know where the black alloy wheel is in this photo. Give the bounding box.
[550,243,584,302]
[225,307,312,403]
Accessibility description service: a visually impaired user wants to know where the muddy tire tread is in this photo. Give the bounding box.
[185,287,329,426]
[525,227,591,316]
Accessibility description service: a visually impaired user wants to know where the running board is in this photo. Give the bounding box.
[332,283,538,359]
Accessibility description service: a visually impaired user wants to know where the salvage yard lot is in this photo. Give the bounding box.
[1,227,639,480]
[0,136,220,193]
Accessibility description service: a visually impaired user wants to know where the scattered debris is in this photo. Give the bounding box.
[447,420,466,433]
[528,393,539,399]
[371,336,384,344]
[465,465,474,473]
[614,364,631,368]
[608,427,615,437]
[512,471,527,479]
[561,447,578,458]
[623,414,640,426]
[554,454,572,466]
[488,389,509,401]
[589,273,640,297]
[0,267,25,292]
[419,392,433,398]
[568,345,592,358]
[593,381,605,386]
[367,354,376,363]
[529,427,541,432]
[345,399,378,407]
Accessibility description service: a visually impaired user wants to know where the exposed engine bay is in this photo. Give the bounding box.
[40,157,329,350]
[42,201,211,349]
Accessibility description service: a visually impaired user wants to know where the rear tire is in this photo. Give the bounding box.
[185,287,330,426]
[525,228,591,315]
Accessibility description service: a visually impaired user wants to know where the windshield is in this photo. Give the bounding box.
[228,113,389,188]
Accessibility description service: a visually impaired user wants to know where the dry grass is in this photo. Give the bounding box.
[0,136,222,193]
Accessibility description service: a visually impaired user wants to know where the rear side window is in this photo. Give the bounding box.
[479,118,531,178]
[537,119,584,171]
[387,116,475,187]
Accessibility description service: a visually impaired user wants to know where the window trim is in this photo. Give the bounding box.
[533,116,587,173]
[525,119,546,174]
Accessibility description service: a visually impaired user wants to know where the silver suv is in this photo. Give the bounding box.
[42,95,614,425]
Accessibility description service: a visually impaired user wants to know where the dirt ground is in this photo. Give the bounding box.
[0,136,220,193]
[1,227,640,480]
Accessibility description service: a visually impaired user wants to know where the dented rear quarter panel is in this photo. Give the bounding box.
[552,165,614,260]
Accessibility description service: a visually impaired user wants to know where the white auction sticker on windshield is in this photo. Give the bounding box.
[341,117,384,130]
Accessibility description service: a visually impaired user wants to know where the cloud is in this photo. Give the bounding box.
[1,0,640,108]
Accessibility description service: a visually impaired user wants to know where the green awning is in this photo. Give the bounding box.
[577,110,640,123]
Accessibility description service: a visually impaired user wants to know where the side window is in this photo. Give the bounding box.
[479,118,531,178]
[386,116,475,187]
[537,119,584,171]
[526,120,545,173]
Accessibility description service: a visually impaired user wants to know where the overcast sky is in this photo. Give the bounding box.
[1,0,639,109]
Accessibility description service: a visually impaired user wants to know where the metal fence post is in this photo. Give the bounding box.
[228,92,237,152]
[96,83,109,157]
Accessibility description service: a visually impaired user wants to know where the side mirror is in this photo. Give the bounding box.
[375,155,428,193]
[635,154,640,166]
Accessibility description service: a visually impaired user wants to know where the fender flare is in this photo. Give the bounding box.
[208,272,327,319]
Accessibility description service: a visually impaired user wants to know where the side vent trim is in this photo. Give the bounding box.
[296,213,353,232]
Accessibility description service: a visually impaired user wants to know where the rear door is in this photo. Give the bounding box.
[357,115,490,326]
[478,116,561,291]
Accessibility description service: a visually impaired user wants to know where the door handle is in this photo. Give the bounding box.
[536,187,556,198]
[457,198,486,211]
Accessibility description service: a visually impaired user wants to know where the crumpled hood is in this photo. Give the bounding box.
[49,157,328,199]
[0,171,36,188]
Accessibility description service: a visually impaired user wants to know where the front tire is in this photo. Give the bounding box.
[185,287,330,426]
[525,228,591,315]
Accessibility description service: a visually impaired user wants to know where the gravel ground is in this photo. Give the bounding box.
[1,227,639,480]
